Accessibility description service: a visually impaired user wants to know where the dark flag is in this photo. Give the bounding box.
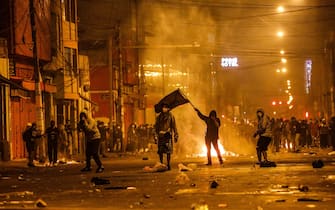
[154,89,190,113]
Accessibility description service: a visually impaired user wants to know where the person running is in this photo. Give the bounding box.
[194,107,224,166]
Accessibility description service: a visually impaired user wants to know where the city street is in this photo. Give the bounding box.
[1,149,335,210]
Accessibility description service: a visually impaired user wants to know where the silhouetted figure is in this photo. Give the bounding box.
[154,103,178,170]
[78,110,104,173]
[253,108,272,164]
[46,120,59,166]
[194,108,223,166]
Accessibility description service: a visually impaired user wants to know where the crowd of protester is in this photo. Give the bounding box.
[236,116,335,153]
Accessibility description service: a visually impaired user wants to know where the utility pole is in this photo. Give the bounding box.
[116,22,125,152]
[29,0,44,132]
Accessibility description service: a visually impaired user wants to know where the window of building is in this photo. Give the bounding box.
[64,47,77,75]
[64,0,76,23]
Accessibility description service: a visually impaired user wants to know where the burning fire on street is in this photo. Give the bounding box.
[186,139,239,158]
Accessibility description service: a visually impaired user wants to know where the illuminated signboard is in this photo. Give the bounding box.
[305,59,312,94]
[221,57,239,68]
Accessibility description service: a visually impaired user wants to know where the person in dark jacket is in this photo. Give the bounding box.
[253,108,272,163]
[154,103,178,170]
[78,110,104,173]
[22,123,35,167]
[194,108,224,166]
[45,120,59,166]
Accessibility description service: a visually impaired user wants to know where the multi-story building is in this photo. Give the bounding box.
[0,0,90,160]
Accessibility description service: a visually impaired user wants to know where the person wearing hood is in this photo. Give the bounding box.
[154,103,178,170]
[78,110,104,173]
[253,108,272,164]
[194,108,224,166]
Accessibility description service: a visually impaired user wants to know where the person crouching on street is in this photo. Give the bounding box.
[78,110,104,173]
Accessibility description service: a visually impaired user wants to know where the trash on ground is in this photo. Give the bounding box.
[324,175,335,180]
[312,159,324,168]
[91,177,110,185]
[178,163,193,172]
[218,203,228,208]
[36,198,48,207]
[210,180,219,189]
[104,186,136,190]
[143,162,168,172]
[260,161,276,167]
[328,151,335,156]
[187,163,197,170]
[191,199,208,210]
[297,198,321,202]
[142,157,149,160]
[175,172,190,185]
[143,193,151,198]
[175,188,199,195]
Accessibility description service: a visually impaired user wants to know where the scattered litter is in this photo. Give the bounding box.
[328,151,335,156]
[91,177,110,185]
[104,186,136,190]
[325,175,335,180]
[143,193,151,198]
[298,185,309,192]
[175,172,190,185]
[306,204,317,208]
[18,174,25,181]
[218,203,228,208]
[191,199,208,210]
[187,163,197,170]
[178,163,193,172]
[210,180,219,189]
[275,199,286,202]
[312,160,324,168]
[260,161,276,167]
[190,183,196,187]
[142,157,149,160]
[297,198,321,202]
[1,176,10,180]
[36,198,47,207]
[257,206,263,210]
[175,188,199,195]
[143,162,168,172]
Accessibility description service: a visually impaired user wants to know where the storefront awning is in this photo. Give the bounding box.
[0,74,29,91]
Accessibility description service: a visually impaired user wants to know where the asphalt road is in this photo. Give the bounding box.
[1,149,335,210]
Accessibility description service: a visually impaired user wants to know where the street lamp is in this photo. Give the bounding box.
[277,6,285,13]
[277,31,284,37]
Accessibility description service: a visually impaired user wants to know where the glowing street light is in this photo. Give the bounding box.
[277,6,285,13]
[277,31,284,37]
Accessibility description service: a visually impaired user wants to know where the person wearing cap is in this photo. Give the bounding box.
[78,110,104,173]
[154,103,178,170]
[253,108,272,164]
[194,108,224,166]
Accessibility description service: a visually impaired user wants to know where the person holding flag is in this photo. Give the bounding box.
[194,108,224,166]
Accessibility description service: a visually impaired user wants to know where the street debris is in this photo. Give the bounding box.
[91,177,110,185]
[36,198,47,207]
[175,172,190,185]
[328,151,335,156]
[178,163,193,172]
[324,175,335,180]
[191,199,208,210]
[143,162,168,172]
[260,161,276,167]
[210,180,219,189]
[104,186,136,190]
[297,198,321,202]
[143,193,151,198]
[142,157,149,160]
[218,203,228,208]
[175,188,199,195]
[312,159,324,168]
[17,174,25,181]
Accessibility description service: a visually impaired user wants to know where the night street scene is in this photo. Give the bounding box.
[1,0,335,209]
